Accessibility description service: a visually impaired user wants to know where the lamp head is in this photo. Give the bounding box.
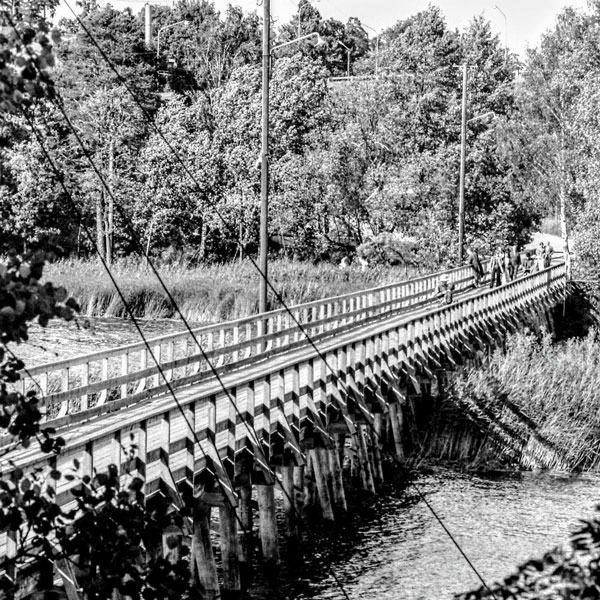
[313,33,327,48]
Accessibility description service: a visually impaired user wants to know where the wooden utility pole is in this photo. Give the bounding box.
[259,0,270,314]
[458,63,468,262]
[144,3,152,48]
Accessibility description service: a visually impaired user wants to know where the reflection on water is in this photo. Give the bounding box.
[262,470,600,600]
[14,316,187,366]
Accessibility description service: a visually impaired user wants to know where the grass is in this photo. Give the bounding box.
[432,330,600,471]
[44,257,421,323]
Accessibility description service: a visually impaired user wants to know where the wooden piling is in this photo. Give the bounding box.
[191,503,219,600]
[373,413,385,484]
[327,446,347,512]
[236,483,253,588]
[293,464,305,513]
[357,425,377,494]
[281,465,299,540]
[389,402,405,462]
[219,503,241,598]
[308,447,335,521]
[257,484,280,567]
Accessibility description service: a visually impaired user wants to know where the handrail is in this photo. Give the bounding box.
[16,259,565,428]
[18,262,481,417]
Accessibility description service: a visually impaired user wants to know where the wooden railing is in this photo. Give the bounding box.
[19,262,481,428]
[0,260,568,597]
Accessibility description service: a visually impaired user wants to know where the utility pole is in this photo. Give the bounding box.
[144,3,152,48]
[458,63,468,262]
[259,0,270,314]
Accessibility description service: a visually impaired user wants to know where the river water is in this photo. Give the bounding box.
[13,319,600,600]
[266,470,600,600]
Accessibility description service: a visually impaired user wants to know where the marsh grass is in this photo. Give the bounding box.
[44,257,418,322]
[435,330,600,471]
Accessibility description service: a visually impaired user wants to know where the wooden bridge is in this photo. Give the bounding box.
[4,259,567,598]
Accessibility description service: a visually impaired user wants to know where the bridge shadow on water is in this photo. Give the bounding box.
[244,466,421,600]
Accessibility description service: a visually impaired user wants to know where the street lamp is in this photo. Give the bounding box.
[494,5,508,60]
[337,40,351,79]
[273,31,323,52]
[156,19,189,58]
[362,24,380,77]
[259,0,322,313]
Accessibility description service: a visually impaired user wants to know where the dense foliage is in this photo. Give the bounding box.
[0,0,566,269]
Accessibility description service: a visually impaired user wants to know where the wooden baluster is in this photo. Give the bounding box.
[57,367,69,417]
[233,324,240,362]
[120,351,129,398]
[165,340,174,380]
[151,344,161,388]
[136,348,147,393]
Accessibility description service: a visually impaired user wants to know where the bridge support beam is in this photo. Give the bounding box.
[388,401,405,462]
[236,483,253,588]
[191,503,219,600]
[308,446,335,521]
[219,503,242,598]
[257,484,280,568]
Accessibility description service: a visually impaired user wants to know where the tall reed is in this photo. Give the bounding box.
[438,330,600,471]
[44,257,420,323]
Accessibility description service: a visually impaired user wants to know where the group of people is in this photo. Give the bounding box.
[487,241,553,289]
[435,240,555,304]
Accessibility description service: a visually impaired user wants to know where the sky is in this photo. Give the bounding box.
[57,0,591,56]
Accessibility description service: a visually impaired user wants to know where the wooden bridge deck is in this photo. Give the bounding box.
[2,259,568,597]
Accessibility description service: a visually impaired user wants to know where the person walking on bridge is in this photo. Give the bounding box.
[522,251,534,275]
[535,242,545,271]
[489,246,503,288]
[435,273,454,305]
[544,242,554,268]
[466,245,484,287]
[509,244,521,280]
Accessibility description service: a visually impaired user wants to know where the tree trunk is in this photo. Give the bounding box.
[559,138,571,279]
[97,190,106,260]
[107,139,115,266]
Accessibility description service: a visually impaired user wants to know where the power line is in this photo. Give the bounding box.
[17,7,496,595]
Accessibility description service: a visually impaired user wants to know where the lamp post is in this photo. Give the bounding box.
[458,63,468,262]
[494,5,508,60]
[362,24,379,77]
[338,40,351,79]
[156,19,189,58]
[259,0,321,313]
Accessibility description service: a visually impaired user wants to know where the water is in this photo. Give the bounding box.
[268,470,600,600]
[14,316,187,366]
[12,320,600,599]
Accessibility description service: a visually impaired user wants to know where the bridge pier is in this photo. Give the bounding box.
[257,483,280,568]
[191,503,219,600]
[4,263,570,599]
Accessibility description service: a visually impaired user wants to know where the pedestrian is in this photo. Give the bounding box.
[535,242,545,271]
[509,244,521,279]
[466,245,484,287]
[522,251,534,275]
[544,242,553,268]
[435,273,454,305]
[502,247,512,284]
[489,246,503,288]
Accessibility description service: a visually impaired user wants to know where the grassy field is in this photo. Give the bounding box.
[426,330,600,471]
[44,257,420,322]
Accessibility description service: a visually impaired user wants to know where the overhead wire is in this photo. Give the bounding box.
[22,97,354,600]
[13,7,496,597]
[8,20,354,596]
[58,5,496,593]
